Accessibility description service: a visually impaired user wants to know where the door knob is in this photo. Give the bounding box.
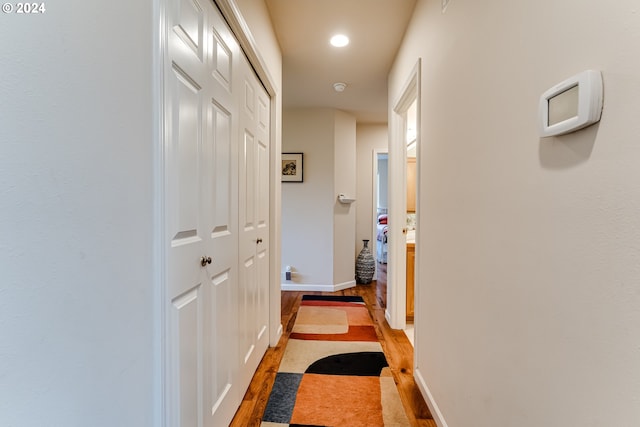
[200,256,212,267]
[256,238,263,244]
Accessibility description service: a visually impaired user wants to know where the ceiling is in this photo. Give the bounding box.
[264,0,417,124]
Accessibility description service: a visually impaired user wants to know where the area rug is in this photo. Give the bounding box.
[261,295,410,427]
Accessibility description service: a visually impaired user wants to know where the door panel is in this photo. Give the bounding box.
[209,103,232,236]
[257,136,269,230]
[166,0,241,425]
[167,23,206,427]
[255,113,269,343]
[242,131,256,230]
[173,0,203,59]
[207,269,233,419]
[237,55,270,390]
[202,76,238,425]
[165,0,271,425]
[212,30,232,89]
[171,287,203,427]
[172,65,202,241]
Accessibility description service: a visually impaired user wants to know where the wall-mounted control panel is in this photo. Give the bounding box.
[539,70,603,137]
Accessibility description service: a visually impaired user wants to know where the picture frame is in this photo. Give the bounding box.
[281,153,303,182]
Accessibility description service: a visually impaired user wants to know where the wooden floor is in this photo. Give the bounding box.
[230,269,435,427]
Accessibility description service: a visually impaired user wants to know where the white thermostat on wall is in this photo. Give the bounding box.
[539,70,603,137]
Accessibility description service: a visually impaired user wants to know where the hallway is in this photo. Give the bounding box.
[4,1,640,425]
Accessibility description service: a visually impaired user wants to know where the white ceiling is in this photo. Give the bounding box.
[264,0,417,124]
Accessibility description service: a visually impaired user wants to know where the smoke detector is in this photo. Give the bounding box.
[333,82,347,92]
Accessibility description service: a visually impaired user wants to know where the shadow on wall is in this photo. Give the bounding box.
[538,124,599,170]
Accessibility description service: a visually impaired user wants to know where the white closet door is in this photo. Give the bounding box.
[165,0,242,425]
[237,53,271,392]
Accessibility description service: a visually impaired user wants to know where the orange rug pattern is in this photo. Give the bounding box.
[261,295,410,427]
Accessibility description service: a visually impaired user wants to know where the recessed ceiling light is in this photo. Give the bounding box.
[330,34,349,47]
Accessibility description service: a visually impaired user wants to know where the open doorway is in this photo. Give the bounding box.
[386,59,420,332]
[373,152,389,266]
[372,150,389,307]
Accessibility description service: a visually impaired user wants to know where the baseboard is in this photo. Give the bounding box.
[334,280,356,291]
[414,366,449,427]
[270,323,283,347]
[281,280,356,292]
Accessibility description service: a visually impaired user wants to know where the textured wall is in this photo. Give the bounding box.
[390,0,640,425]
[0,1,157,425]
[281,108,357,289]
[282,109,337,286]
[333,110,357,285]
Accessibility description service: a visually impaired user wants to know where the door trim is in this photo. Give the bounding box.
[155,1,167,425]
[387,58,421,330]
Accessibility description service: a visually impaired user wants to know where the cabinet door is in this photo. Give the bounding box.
[407,158,416,212]
[406,243,415,319]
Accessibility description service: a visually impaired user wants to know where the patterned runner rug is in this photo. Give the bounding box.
[261,295,411,426]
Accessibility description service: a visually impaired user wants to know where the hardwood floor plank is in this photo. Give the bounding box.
[230,279,434,426]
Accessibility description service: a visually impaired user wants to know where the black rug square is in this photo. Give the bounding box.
[262,372,303,423]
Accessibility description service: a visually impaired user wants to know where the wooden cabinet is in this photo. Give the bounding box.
[406,158,417,319]
[406,242,415,320]
[407,158,416,212]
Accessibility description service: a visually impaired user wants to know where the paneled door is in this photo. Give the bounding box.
[237,53,271,392]
[164,0,243,425]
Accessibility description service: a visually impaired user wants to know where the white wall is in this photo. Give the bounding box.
[378,157,389,209]
[333,110,357,286]
[390,1,640,426]
[356,124,388,249]
[281,108,357,289]
[0,1,158,425]
[282,109,336,286]
[236,0,281,82]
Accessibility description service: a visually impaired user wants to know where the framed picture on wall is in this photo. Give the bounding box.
[282,153,303,182]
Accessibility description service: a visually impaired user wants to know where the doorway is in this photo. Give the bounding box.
[405,98,418,345]
[372,150,389,307]
[387,59,421,332]
[373,151,389,266]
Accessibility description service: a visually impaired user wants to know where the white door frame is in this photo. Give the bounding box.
[387,59,421,330]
